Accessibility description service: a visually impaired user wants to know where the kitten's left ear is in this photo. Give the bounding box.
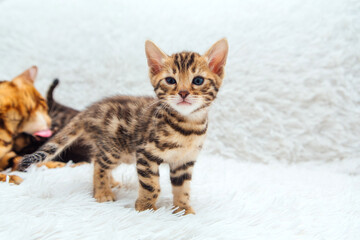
[145,40,168,76]
[13,66,38,85]
[204,38,228,78]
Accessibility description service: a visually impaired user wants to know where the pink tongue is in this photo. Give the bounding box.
[33,130,52,138]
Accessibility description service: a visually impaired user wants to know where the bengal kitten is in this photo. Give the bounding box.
[19,39,228,214]
[0,66,52,184]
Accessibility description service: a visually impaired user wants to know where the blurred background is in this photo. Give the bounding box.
[0,0,359,163]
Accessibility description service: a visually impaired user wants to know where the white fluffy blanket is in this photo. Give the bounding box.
[0,0,359,239]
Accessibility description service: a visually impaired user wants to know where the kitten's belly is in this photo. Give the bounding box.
[120,152,136,164]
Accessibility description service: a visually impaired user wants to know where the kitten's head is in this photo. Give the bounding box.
[0,66,52,137]
[145,39,228,116]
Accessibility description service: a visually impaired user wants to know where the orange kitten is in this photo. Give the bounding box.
[0,66,52,184]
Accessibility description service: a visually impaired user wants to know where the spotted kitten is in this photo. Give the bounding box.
[19,39,228,214]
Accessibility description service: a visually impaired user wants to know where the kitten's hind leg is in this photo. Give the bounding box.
[93,160,116,202]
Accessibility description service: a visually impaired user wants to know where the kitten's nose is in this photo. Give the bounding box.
[178,91,190,99]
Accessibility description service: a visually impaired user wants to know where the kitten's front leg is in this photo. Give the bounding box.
[135,149,161,212]
[170,161,196,215]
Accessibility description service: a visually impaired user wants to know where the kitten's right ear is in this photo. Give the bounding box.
[204,38,228,78]
[12,66,38,86]
[145,40,168,75]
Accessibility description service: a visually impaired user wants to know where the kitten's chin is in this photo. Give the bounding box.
[169,102,204,116]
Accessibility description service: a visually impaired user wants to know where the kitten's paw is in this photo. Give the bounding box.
[94,190,115,203]
[0,174,23,185]
[173,206,195,215]
[37,161,66,169]
[135,199,157,212]
[9,175,23,185]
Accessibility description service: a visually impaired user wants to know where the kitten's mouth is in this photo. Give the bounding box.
[177,101,192,106]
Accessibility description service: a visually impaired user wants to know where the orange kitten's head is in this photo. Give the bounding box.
[0,66,52,136]
[145,39,228,116]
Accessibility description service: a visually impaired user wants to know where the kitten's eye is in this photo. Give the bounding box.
[192,76,204,86]
[165,77,177,85]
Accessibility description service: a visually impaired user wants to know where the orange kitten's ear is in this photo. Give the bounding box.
[27,66,38,83]
[204,38,228,77]
[145,40,168,75]
[13,66,38,85]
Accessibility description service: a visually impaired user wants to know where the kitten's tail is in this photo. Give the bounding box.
[47,78,59,109]
[18,115,84,171]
